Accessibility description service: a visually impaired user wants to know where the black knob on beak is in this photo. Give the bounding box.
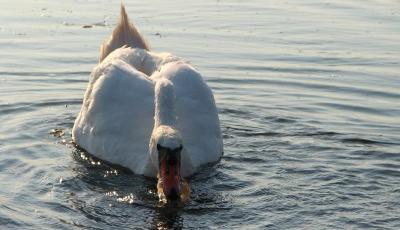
[166,188,179,200]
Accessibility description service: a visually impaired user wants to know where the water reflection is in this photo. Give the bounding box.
[67,145,229,229]
[152,204,183,230]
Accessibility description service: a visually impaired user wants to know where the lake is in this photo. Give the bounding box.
[0,0,399,229]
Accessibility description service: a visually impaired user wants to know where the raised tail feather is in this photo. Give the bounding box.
[99,4,150,62]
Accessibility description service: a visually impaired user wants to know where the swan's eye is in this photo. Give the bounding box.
[177,145,183,152]
[158,148,167,168]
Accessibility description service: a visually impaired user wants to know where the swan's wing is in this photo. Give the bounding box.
[72,58,155,175]
[153,62,223,173]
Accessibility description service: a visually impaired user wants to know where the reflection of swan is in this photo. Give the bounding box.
[152,205,183,229]
[72,5,223,200]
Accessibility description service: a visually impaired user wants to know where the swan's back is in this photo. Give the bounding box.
[73,58,155,174]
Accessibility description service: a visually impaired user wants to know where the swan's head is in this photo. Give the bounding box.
[150,125,185,201]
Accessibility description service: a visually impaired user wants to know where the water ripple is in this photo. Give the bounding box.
[1,0,400,229]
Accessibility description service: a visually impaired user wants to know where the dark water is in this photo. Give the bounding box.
[1,0,400,229]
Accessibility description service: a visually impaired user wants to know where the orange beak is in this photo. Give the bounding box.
[160,156,181,200]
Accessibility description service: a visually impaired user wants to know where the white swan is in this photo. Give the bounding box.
[72,5,223,200]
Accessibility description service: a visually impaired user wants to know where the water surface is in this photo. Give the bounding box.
[0,0,400,229]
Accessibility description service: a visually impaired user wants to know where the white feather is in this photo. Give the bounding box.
[72,5,223,178]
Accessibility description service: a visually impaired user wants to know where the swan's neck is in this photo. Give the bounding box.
[154,79,177,128]
[148,78,194,179]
